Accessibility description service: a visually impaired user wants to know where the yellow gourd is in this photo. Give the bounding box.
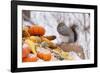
[41,36,57,49]
[29,36,41,43]
[25,39,37,54]
[60,51,69,59]
[66,55,74,60]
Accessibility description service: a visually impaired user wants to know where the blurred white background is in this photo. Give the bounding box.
[0,0,99,73]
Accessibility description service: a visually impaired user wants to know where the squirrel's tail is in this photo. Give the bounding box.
[70,25,78,42]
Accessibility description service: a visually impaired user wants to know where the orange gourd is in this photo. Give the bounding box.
[22,54,38,62]
[42,53,51,61]
[37,52,44,59]
[28,25,45,36]
[37,52,51,61]
[37,51,52,61]
[22,43,31,58]
[22,48,31,58]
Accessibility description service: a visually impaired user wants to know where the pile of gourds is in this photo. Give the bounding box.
[22,25,74,62]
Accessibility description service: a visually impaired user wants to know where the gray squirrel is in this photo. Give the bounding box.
[57,22,77,43]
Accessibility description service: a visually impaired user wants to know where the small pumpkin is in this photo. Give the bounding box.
[28,25,45,36]
[22,43,31,58]
[22,54,38,62]
[42,53,51,61]
[37,52,43,59]
[37,52,51,61]
[22,48,30,58]
[37,48,52,61]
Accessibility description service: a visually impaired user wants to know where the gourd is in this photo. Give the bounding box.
[37,48,52,61]
[25,39,37,54]
[60,51,69,59]
[29,36,41,43]
[37,52,51,61]
[44,36,56,40]
[22,54,38,62]
[22,48,30,58]
[66,55,74,60]
[41,42,49,48]
[22,43,31,58]
[28,25,45,36]
[22,26,30,37]
[41,36,57,49]
[53,47,73,60]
